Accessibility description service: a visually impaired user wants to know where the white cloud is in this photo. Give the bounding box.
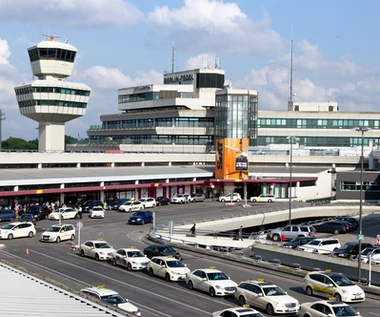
[184,53,220,69]
[0,0,143,28]
[148,0,283,54]
[0,38,11,64]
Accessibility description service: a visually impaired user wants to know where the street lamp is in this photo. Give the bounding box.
[287,136,299,225]
[352,126,370,283]
[0,109,5,152]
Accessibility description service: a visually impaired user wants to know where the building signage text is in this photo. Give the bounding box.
[134,85,151,92]
[164,73,194,84]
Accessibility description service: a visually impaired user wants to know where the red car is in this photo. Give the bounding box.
[156,196,170,206]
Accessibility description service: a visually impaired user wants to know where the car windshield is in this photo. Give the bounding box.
[361,248,374,255]
[47,226,61,232]
[263,286,286,296]
[240,314,263,317]
[127,251,144,258]
[123,202,132,206]
[101,294,127,304]
[159,246,175,252]
[207,272,229,280]
[338,244,353,250]
[94,242,112,249]
[133,212,145,216]
[166,260,185,268]
[330,275,355,286]
[308,240,321,246]
[2,224,14,230]
[332,305,358,316]
[20,215,33,220]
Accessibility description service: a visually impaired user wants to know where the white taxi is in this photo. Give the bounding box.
[48,207,78,220]
[81,285,141,316]
[303,271,365,303]
[234,279,300,315]
[147,256,190,281]
[80,240,116,261]
[90,206,105,218]
[185,267,238,297]
[41,224,76,243]
[140,197,156,208]
[299,299,361,317]
[0,222,36,240]
[118,201,144,212]
[111,247,150,270]
[212,306,264,317]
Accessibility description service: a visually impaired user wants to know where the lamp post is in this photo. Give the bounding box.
[353,126,370,283]
[287,136,299,225]
[0,109,5,152]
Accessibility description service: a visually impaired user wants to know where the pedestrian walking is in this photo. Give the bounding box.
[190,223,196,237]
[78,205,82,219]
[239,225,244,241]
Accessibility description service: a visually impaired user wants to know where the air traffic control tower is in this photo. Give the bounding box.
[14,35,91,152]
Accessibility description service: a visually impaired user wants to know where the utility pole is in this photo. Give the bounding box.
[0,109,5,152]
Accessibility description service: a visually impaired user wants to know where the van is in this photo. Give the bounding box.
[0,209,16,222]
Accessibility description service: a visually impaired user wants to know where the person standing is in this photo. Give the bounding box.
[190,223,196,237]
[78,204,82,219]
[238,225,244,241]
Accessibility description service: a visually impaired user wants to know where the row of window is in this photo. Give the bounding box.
[28,48,76,62]
[258,118,379,129]
[257,136,378,147]
[15,86,90,96]
[118,91,193,104]
[340,181,380,191]
[99,118,214,129]
[89,135,214,146]
[17,100,88,109]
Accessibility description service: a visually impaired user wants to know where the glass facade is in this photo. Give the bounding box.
[215,92,258,146]
[28,48,76,63]
[17,99,87,109]
[15,86,90,96]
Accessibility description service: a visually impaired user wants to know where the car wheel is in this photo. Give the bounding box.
[252,199,257,203]
[28,231,34,238]
[149,268,154,276]
[95,253,100,261]
[334,293,342,302]
[306,286,313,296]
[56,236,61,243]
[236,199,241,202]
[268,199,273,203]
[80,249,85,257]
[333,229,340,235]
[141,220,145,225]
[70,234,75,241]
[188,280,194,290]
[112,258,117,266]
[239,295,246,306]
[221,199,225,202]
[266,304,275,315]
[272,234,280,242]
[8,233,13,240]
[209,287,216,297]
[127,263,132,271]
[165,273,171,282]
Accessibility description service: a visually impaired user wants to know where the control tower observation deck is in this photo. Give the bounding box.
[14,35,91,152]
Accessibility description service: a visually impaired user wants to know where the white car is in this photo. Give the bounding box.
[212,307,264,317]
[170,194,187,204]
[185,267,238,297]
[234,279,300,315]
[90,206,104,218]
[80,240,116,261]
[147,256,190,281]
[299,299,361,317]
[118,201,144,212]
[359,247,380,264]
[218,193,241,202]
[81,286,140,316]
[140,198,156,208]
[41,224,75,243]
[0,222,36,240]
[111,248,150,270]
[48,207,78,220]
[250,194,276,203]
[297,238,341,254]
[303,271,365,303]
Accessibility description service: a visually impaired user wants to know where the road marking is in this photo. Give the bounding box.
[31,249,216,315]
[370,312,380,316]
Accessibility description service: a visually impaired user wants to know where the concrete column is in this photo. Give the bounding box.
[38,163,42,169]
[14,186,18,191]
[77,163,80,168]
[141,162,145,166]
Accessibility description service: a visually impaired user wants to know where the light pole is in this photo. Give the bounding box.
[0,109,5,152]
[353,126,370,283]
[287,136,299,225]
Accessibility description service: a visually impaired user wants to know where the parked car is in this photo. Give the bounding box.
[156,196,170,206]
[128,211,153,225]
[268,225,316,242]
[108,199,129,210]
[282,236,316,249]
[171,194,187,204]
[299,300,361,317]
[80,240,116,261]
[212,307,264,317]
[147,256,190,281]
[337,216,359,229]
[143,245,177,259]
[358,247,380,264]
[90,206,105,219]
[81,286,140,316]
[250,194,276,203]
[111,248,150,271]
[0,209,16,222]
[0,221,36,240]
[16,213,36,225]
[48,207,78,220]
[81,200,104,213]
[218,193,241,202]
[297,238,341,254]
[118,201,144,212]
[190,193,206,202]
[303,271,365,302]
[331,242,373,259]
[140,197,156,208]
[41,224,76,243]
[26,205,51,221]
[314,221,350,234]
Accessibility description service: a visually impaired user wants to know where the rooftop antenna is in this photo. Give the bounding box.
[171,45,175,73]
[42,34,60,41]
[289,26,294,102]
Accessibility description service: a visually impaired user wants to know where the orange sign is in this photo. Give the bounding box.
[215,138,249,179]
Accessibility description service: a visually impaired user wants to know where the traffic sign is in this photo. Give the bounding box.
[357,234,364,241]
[76,221,83,229]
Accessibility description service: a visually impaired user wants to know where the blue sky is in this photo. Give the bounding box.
[0,0,379,140]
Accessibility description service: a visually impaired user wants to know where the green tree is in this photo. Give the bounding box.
[2,137,38,150]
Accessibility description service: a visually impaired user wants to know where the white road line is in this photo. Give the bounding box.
[369,312,380,316]
[31,249,215,315]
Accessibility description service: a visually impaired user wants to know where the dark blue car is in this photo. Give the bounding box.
[128,211,153,225]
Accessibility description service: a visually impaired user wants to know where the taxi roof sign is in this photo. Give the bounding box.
[130,246,136,249]
[209,266,216,269]
[97,285,106,289]
[97,238,103,241]
[257,278,265,282]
